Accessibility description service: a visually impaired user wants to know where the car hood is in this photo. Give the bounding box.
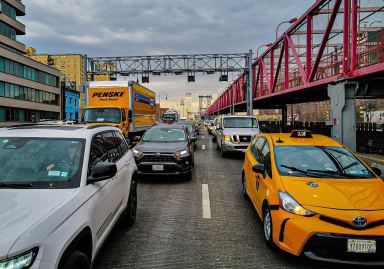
[0,189,76,258]
[136,141,188,153]
[280,176,384,210]
[223,128,259,136]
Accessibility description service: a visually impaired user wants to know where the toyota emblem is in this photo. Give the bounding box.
[352,217,368,228]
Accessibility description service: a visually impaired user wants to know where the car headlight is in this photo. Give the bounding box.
[175,149,189,158]
[224,135,231,142]
[279,192,316,217]
[0,248,38,269]
[132,148,144,158]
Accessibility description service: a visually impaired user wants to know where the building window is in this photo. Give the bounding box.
[0,1,17,19]
[0,57,58,87]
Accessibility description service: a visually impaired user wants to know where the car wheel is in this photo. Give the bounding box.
[220,143,226,158]
[212,136,216,143]
[242,173,248,200]
[216,141,220,151]
[124,178,137,227]
[263,206,274,247]
[62,251,90,269]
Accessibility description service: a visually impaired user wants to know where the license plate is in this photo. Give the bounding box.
[347,239,376,253]
[152,165,164,171]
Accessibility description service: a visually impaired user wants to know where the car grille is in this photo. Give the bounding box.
[141,154,176,163]
[232,135,252,143]
[234,145,248,149]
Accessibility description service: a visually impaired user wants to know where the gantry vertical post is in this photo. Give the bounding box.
[247,49,253,116]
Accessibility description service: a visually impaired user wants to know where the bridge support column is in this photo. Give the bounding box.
[328,82,357,151]
[280,105,287,132]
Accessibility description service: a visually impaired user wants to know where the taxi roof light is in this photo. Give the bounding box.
[290,130,312,138]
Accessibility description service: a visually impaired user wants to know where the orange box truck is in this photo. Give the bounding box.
[83,81,156,139]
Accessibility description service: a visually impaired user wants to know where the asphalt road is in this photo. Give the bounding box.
[93,130,350,269]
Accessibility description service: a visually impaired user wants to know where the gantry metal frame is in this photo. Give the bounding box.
[86,52,254,115]
[87,53,248,75]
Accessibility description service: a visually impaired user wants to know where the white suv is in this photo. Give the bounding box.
[0,124,138,269]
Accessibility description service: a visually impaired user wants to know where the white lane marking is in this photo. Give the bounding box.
[202,145,206,150]
[202,136,205,139]
[202,184,211,219]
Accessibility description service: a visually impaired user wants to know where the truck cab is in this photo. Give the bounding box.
[83,106,131,138]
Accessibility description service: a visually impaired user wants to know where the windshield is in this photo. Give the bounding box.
[143,128,186,142]
[275,146,375,179]
[0,137,85,188]
[223,118,258,128]
[84,108,121,124]
[163,114,176,120]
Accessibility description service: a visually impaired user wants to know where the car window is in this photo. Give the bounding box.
[252,137,265,163]
[102,131,120,163]
[88,134,109,175]
[0,137,85,188]
[114,131,129,157]
[261,141,272,178]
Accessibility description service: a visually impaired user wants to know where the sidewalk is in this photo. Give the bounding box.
[357,153,384,177]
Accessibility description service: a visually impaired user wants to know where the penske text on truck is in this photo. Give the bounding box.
[83,81,156,138]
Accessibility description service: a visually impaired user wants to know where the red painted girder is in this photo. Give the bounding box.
[309,0,342,82]
[286,35,307,83]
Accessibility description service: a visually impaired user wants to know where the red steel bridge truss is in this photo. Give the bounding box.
[206,0,384,115]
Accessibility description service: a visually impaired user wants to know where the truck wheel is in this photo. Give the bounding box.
[124,178,137,227]
[62,251,90,269]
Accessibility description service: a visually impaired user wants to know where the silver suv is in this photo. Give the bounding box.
[0,124,137,269]
[216,115,260,157]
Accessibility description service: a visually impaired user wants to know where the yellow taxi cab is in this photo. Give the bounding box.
[242,130,384,265]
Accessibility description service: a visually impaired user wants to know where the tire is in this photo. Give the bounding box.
[216,141,220,151]
[242,173,248,200]
[186,170,192,180]
[212,136,216,143]
[62,251,90,269]
[220,143,227,158]
[124,178,137,227]
[263,206,274,247]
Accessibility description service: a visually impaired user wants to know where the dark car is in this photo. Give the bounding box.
[132,125,194,179]
[174,121,197,150]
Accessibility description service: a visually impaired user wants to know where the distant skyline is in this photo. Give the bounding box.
[19,0,311,111]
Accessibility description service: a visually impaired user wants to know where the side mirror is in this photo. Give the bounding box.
[252,163,265,174]
[371,167,382,178]
[88,162,117,184]
[132,136,141,144]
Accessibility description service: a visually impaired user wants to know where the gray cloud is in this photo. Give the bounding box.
[18,0,311,110]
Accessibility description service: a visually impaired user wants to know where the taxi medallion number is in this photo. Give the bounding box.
[347,239,376,253]
[152,165,164,171]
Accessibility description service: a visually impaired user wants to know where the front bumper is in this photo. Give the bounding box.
[272,209,384,265]
[135,157,192,176]
[222,141,249,153]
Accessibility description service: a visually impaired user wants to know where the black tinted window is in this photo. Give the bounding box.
[102,132,120,163]
[89,134,108,175]
[114,131,128,157]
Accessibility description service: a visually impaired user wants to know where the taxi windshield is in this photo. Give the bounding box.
[0,137,85,188]
[275,146,375,179]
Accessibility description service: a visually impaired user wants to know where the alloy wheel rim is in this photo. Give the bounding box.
[264,210,271,240]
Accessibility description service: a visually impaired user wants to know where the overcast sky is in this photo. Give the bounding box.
[19,0,311,111]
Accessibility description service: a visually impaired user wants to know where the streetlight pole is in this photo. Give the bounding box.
[256,43,273,59]
[276,17,297,40]
[157,91,168,108]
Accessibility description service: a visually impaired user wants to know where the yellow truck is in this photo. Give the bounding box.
[83,81,156,138]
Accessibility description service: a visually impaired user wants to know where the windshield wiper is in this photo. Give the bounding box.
[280,165,323,178]
[0,182,33,188]
[307,169,363,178]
